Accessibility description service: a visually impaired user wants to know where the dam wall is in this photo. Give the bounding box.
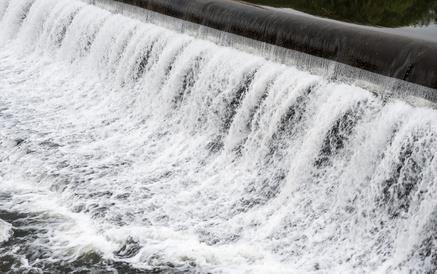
[112,0,437,94]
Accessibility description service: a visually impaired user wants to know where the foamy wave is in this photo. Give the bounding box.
[0,220,12,243]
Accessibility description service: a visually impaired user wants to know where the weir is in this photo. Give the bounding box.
[86,0,437,104]
[0,0,437,273]
[109,0,437,96]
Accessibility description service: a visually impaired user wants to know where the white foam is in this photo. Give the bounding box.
[0,0,436,272]
[0,220,12,243]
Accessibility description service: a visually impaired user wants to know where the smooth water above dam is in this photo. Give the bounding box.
[246,0,437,27]
[0,0,436,273]
[246,0,437,42]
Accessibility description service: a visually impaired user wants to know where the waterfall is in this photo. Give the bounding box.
[0,0,436,273]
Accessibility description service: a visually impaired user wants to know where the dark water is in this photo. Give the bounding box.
[244,0,437,41]
[244,0,437,27]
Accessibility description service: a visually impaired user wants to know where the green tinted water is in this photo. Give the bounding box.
[243,0,437,27]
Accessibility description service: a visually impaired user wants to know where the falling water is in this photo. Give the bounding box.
[0,0,436,273]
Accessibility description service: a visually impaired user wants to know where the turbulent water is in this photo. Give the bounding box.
[0,0,436,273]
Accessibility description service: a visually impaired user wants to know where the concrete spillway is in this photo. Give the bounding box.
[113,0,437,93]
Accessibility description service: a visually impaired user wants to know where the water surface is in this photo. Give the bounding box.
[244,0,437,41]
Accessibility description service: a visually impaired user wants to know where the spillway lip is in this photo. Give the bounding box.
[109,0,437,96]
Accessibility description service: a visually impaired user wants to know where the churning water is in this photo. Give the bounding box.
[0,0,436,273]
